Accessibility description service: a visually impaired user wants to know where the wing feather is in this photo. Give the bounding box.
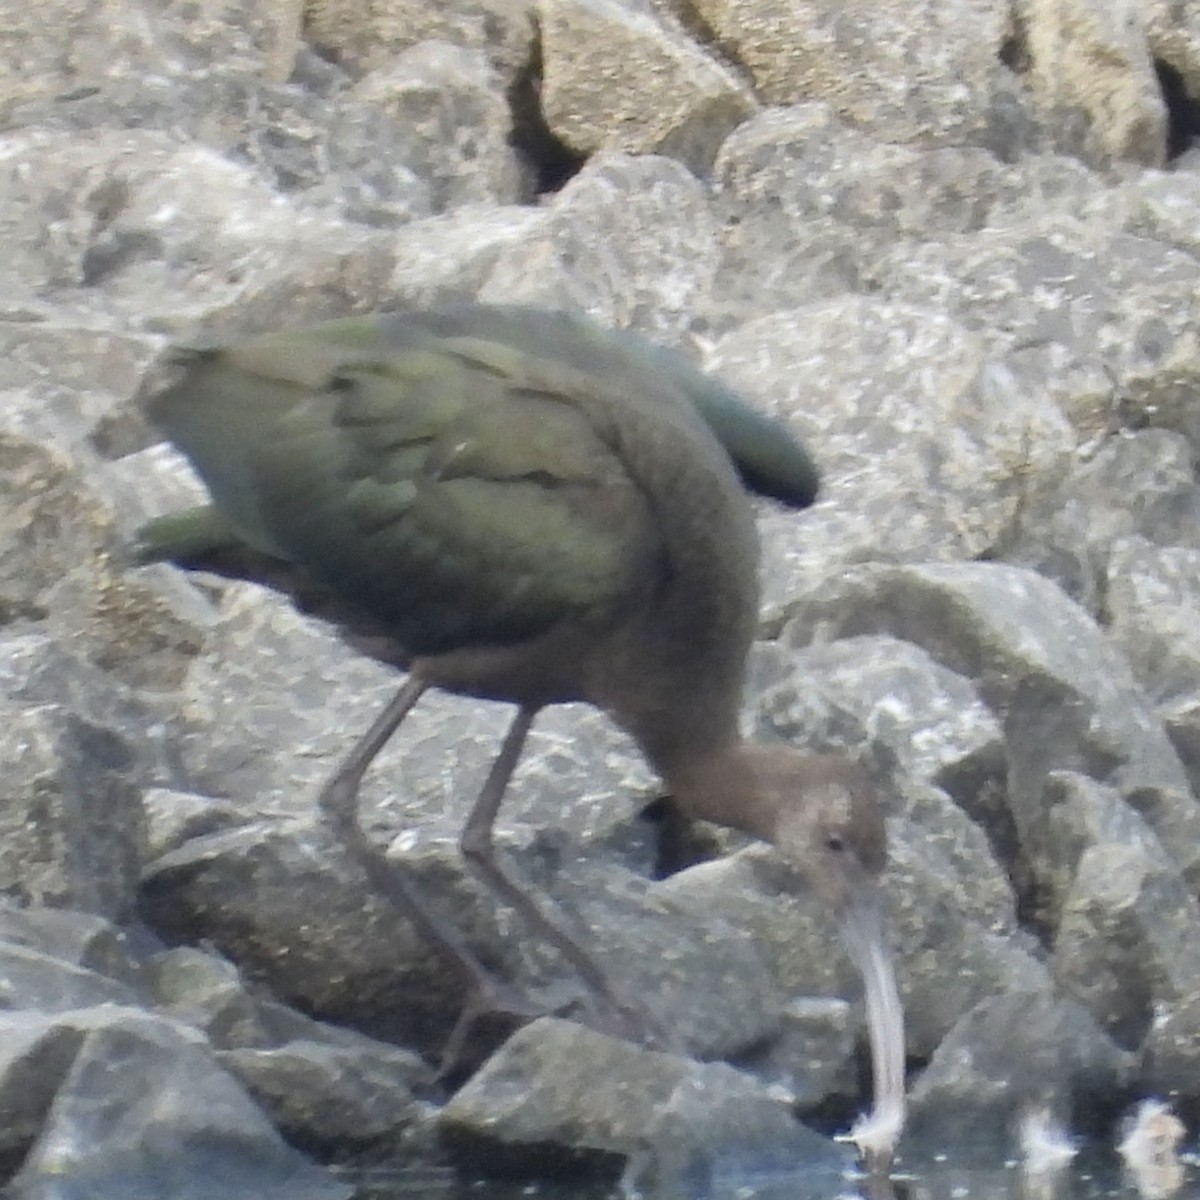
[242,343,656,656]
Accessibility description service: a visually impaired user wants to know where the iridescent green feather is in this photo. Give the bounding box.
[137,307,818,655]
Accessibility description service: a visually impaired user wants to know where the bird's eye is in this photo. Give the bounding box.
[825,834,846,853]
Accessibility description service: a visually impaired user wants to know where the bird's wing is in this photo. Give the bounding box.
[151,325,659,656]
[379,307,821,509]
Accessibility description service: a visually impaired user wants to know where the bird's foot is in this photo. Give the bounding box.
[437,977,557,1080]
[569,989,681,1055]
[438,978,680,1078]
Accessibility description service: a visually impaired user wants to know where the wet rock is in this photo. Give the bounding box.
[441,1018,847,1184]
[7,1008,349,1200]
[905,989,1133,1167]
[620,1067,853,1200]
[1141,995,1200,1119]
[218,1040,435,1166]
[1045,774,1200,1049]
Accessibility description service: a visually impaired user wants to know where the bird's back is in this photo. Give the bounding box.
[141,308,785,745]
[373,306,819,508]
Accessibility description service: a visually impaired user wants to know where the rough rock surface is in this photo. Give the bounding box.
[3,0,1200,1192]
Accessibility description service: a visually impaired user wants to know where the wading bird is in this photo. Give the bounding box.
[136,305,905,1166]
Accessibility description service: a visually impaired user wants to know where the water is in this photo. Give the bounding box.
[341,1150,1196,1200]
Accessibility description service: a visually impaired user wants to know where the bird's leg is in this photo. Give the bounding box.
[318,676,427,842]
[461,707,670,1048]
[317,678,550,1057]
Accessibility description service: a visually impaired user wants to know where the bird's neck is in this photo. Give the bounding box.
[660,741,781,844]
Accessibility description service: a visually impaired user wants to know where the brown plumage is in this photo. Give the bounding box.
[136,305,905,1165]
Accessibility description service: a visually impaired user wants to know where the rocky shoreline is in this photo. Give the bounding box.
[3,0,1200,1194]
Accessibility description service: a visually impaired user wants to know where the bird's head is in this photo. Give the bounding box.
[676,744,906,1172]
[751,749,887,914]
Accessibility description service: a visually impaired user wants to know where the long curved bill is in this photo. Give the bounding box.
[837,886,906,1175]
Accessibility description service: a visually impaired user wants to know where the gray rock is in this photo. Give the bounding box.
[619,1066,853,1200]
[387,205,549,307]
[1102,532,1200,801]
[709,302,1076,596]
[218,1040,435,1165]
[658,833,1035,1064]
[142,809,786,1062]
[350,42,530,211]
[9,0,1200,1178]
[1141,991,1200,1104]
[905,989,1133,1167]
[0,434,119,622]
[657,850,861,1026]
[0,0,305,118]
[755,635,1007,803]
[7,1007,349,1200]
[885,837,1050,1058]
[750,636,1025,977]
[0,127,396,330]
[750,997,856,1106]
[538,0,754,170]
[0,694,145,919]
[0,1011,88,1171]
[662,0,1025,152]
[1106,535,1200,708]
[870,214,1200,444]
[996,429,1200,615]
[0,903,143,988]
[1020,0,1167,167]
[143,787,251,860]
[479,152,721,342]
[302,0,535,84]
[141,817,452,1049]
[7,72,438,227]
[148,945,327,1049]
[441,1017,848,1184]
[145,944,443,1163]
[0,319,156,456]
[783,561,1194,814]
[1045,774,1200,1048]
[534,858,785,1058]
[707,110,1101,325]
[0,942,136,1011]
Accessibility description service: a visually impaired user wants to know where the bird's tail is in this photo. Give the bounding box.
[132,504,240,566]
